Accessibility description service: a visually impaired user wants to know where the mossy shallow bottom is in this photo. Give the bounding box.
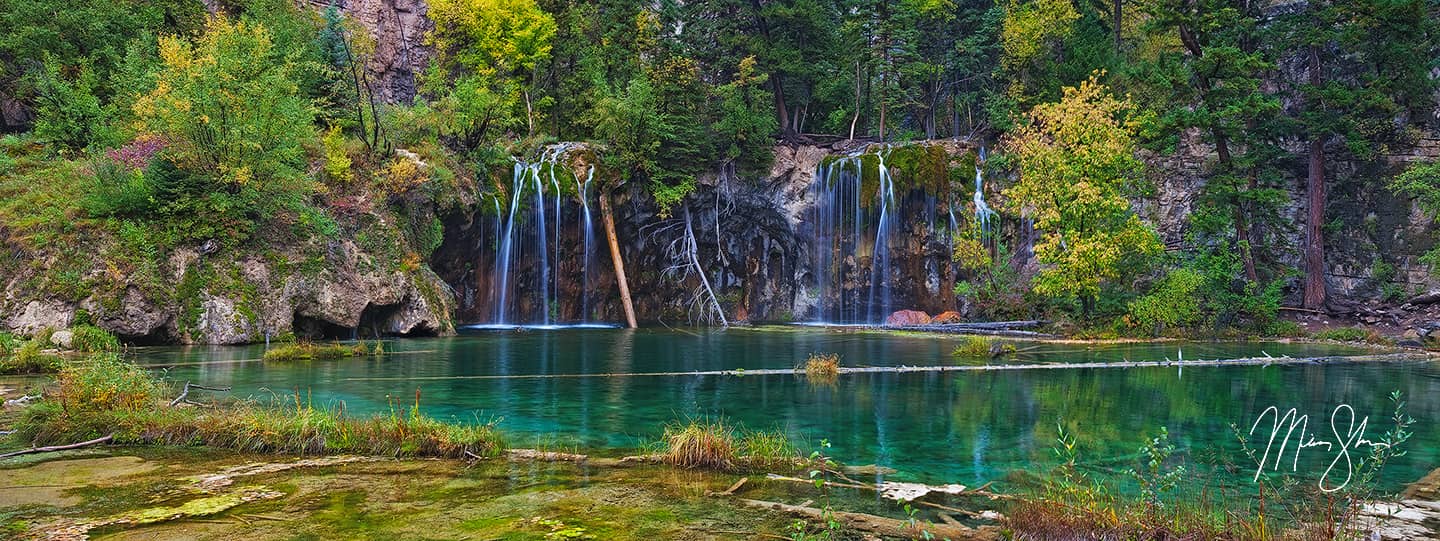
[0,449,826,540]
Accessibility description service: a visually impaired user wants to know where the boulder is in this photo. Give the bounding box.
[7,300,73,335]
[50,329,74,349]
[885,310,931,326]
[931,311,963,324]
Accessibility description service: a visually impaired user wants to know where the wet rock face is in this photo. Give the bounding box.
[0,240,455,344]
[433,140,976,325]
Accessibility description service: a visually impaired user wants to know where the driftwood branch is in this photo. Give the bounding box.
[0,434,114,459]
[169,381,231,408]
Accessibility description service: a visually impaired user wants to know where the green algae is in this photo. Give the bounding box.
[0,449,814,540]
[0,456,159,508]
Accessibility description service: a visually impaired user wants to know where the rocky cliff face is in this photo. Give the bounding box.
[324,0,432,104]
[3,238,454,344]
[432,140,978,325]
[1140,129,1440,309]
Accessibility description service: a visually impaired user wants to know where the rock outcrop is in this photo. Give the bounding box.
[2,239,455,345]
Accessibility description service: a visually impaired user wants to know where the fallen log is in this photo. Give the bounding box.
[764,473,1014,502]
[0,434,114,459]
[737,498,996,540]
[341,353,1430,383]
[1407,291,1440,306]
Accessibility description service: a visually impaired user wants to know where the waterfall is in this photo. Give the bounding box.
[809,146,899,324]
[973,146,996,238]
[486,144,598,326]
[867,148,896,323]
[578,165,596,322]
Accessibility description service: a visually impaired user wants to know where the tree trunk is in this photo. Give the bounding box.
[772,74,792,139]
[1303,45,1327,310]
[877,2,890,142]
[599,191,637,328]
[1113,0,1123,51]
[849,61,862,141]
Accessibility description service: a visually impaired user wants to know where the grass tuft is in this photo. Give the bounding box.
[69,325,121,353]
[661,419,737,469]
[803,352,840,380]
[262,341,374,362]
[658,419,802,471]
[952,335,1014,358]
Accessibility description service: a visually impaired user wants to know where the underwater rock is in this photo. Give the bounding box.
[885,310,931,326]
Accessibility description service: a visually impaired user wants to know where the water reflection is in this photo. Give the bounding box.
[132,328,1436,491]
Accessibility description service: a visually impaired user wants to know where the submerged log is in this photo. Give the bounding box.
[341,353,1430,383]
[737,498,997,540]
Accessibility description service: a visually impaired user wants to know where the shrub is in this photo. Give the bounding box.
[1127,268,1204,334]
[1,333,62,374]
[321,125,354,185]
[69,325,121,353]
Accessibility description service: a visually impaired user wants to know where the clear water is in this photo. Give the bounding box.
[132,328,1438,493]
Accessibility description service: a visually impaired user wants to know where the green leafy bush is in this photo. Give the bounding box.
[70,325,121,353]
[57,354,161,411]
[132,16,318,240]
[1127,268,1204,334]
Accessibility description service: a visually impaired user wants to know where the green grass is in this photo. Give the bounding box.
[1312,327,1380,343]
[262,340,380,362]
[15,353,503,458]
[69,325,121,353]
[656,419,802,471]
[0,332,62,374]
[952,335,1014,358]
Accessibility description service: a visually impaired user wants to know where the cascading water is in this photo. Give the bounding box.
[973,146,996,238]
[485,144,601,327]
[577,166,596,323]
[809,146,900,324]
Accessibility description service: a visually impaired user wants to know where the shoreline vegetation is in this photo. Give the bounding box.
[2,342,1430,540]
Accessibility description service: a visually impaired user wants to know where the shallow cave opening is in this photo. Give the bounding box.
[116,326,177,346]
[292,312,359,341]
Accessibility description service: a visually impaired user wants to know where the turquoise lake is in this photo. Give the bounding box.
[131,327,1439,493]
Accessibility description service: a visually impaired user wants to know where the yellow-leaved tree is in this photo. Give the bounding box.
[425,0,556,142]
[1002,75,1161,314]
